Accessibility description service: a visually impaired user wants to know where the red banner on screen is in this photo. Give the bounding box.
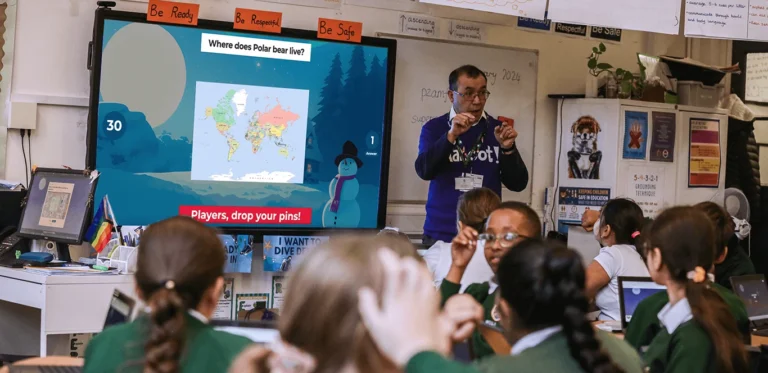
[179,206,312,225]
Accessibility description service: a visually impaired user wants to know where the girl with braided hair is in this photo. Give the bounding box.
[358,239,643,373]
[84,216,251,373]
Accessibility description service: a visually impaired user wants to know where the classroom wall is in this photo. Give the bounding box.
[2,0,731,234]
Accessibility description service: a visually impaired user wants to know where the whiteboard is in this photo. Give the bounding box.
[379,33,537,203]
[746,53,768,103]
[547,0,683,35]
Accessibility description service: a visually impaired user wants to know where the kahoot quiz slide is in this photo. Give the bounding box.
[94,20,390,229]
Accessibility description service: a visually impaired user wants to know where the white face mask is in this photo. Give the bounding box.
[593,219,601,242]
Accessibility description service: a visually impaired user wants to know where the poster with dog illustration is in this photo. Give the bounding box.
[622,111,648,160]
[558,101,618,189]
[567,115,603,179]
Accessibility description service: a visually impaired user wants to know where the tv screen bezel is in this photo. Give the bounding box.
[85,7,397,238]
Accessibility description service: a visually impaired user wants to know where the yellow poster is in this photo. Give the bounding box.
[688,118,720,188]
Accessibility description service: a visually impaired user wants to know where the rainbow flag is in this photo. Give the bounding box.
[85,196,114,253]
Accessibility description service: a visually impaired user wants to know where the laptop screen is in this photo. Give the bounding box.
[104,289,136,329]
[732,275,768,320]
[620,278,666,324]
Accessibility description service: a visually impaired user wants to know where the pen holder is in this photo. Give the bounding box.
[97,242,137,274]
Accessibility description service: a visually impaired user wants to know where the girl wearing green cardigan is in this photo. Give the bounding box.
[638,207,749,373]
[359,239,643,373]
[84,217,252,373]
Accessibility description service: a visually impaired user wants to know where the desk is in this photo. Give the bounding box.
[0,267,135,357]
[593,321,768,348]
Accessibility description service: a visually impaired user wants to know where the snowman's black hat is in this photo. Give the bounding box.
[334,140,363,168]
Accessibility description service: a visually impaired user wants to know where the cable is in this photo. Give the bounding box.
[27,130,32,177]
[549,99,565,231]
[19,129,28,189]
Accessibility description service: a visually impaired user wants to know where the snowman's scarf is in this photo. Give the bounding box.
[330,175,355,212]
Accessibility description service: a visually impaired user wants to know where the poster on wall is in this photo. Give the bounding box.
[622,111,648,160]
[272,276,286,309]
[346,0,427,12]
[235,293,270,321]
[688,118,721,188]
[649,112,676,163]
[560,107,617,182]
[219,235,254,274]
[557,187,611,233]
[626,166,664,218]
[263,235,329,272]
[213,278,235,320]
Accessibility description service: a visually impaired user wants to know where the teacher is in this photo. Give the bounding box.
[415,65,529,246]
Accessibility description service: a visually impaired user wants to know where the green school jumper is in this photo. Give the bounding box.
[405,330,644,373]
[84,314,251,373]
[624,283,749,349]
[643,320,714,373]
[441,280,497,360]
[715,248,756,291]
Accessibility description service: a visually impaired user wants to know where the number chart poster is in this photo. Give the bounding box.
[688,118,721,188]
[263,235,329,272]
[213,277,235,320]
[622,111,648,160]
[649,112,676,163]
[626,166,664,218]
[557,187,610,233]
[235,293,270,321]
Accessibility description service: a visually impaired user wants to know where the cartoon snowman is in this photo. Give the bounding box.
[322,141,362,228]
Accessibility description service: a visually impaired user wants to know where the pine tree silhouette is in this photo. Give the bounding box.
[313,53,345,180]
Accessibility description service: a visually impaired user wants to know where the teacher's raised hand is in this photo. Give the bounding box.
[447,112,476,143]
[494,122,518,149]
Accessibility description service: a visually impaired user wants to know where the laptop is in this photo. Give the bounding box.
[731,274,768,337]
[618,276,667,330]
[104,289,136,329]
[210,320,279,345]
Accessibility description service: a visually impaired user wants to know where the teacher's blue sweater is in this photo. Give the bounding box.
[415,112,529,242]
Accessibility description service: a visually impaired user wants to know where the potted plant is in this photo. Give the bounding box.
[587,43,645,99]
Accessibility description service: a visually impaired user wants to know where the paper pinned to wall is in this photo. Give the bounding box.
[684,0,768,41]
[746,53,768,103]
[261,0,342,8]
[346,0,428,12]
[418,0,547,20]
[547,0,683,35]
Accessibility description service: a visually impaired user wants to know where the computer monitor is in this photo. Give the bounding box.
[731,274,768,321]
[210,320,279,345]
[17,168,98,261]
[618,276,667,329]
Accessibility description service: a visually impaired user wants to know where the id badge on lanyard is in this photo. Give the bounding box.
[451,118,486,192]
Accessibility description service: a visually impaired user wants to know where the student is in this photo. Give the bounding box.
[585,198,649,321]
[422,187,500,290]
[695,202,756,290]
[638,207,749,373]
[625,204,751,349]
[358,240,644,373]
[441,201,542,360]
[84,216,251,373]
[228,235,454,373]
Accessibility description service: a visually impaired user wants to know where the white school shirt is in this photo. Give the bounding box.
[593,244,650,321]
[510,326,563,356]
[422,240,494,292]
[657,298,693,334]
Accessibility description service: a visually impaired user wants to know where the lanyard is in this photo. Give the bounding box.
[449,118,487,168]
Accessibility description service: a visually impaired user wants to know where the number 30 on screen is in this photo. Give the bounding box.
[102,111,127,140]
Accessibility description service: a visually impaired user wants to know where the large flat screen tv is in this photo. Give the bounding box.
[86,8,396,234]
